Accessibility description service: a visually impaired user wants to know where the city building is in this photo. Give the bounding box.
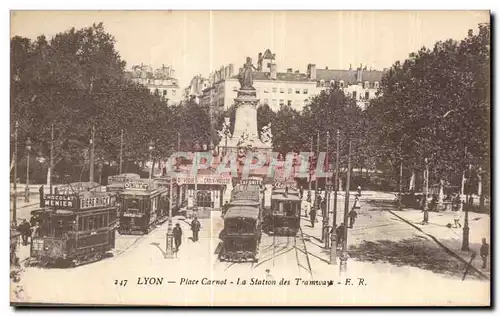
[311,63,385,110]
[126,64,182,106]
[185,75,210,105]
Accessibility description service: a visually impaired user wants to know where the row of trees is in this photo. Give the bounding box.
[214,23,489,194]
[11,22,490,197]
[11,23,211,183]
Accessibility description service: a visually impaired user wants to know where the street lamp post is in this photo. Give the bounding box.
[330,129,340,265]
[25,138,32,203]
[12,121,19,227]
[340,139,352,273]
[148,140,154,185]
[398,157,403,209]
[461,163,471,251]
[322,131,330,244]
[307,136,313,202]
[423,158,429,224]
[119,129,124,174]
[165,176,175,258]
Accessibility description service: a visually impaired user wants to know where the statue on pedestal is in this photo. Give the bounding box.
[238,57,257,90]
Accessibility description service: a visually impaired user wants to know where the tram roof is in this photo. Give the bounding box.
[225,206,260,220]
[271,194,301,201]
[229,199,260,206]
[120,188,167,196]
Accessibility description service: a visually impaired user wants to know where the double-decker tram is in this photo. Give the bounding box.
[218,204,262,262]
[263,180,302,236]
[29,183,118,267]
[117,179,169,235]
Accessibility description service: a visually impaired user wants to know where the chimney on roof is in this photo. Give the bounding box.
[307,64,316,80]
[325,66,328,70]
[356,66,363,83]
[287,68,293,73]
[294,70,300,74]
[270,63,277,80]
[349,64,352,70]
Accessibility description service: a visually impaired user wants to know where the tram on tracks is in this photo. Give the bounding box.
[117,179,170,235]
[262,181,302,236]
[218,178,263,262]
[28,183,118,267]
[218,203,262,262]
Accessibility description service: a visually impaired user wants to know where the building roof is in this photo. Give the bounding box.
[316,69,384,84]
[259,49,275,62]
[230,71,311,82]
[271,194,301,201]
[225,206,260,220]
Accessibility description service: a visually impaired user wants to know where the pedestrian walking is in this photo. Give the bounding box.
[221,201,230,217]
[309,207,317,228]
[357,185,362,197]
[173,223,183,252]
[302,199,311,217]
[17,219,31,246]
[336,223,345,248]
[191,216,201,242]
[299,186,304,200]
[453,211,462,228]
[480,238,489,269]
[348,208,358,228]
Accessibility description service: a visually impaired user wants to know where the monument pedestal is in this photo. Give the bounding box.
[224,88,272,156]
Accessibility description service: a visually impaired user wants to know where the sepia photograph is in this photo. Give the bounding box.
[9,9,491,306]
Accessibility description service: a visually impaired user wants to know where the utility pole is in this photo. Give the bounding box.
[50,124,54,194]
[12,121,18,227]
[177,131,180,152]
[119,129,124,174]
[307,135,313,202]
[422,158,429,224]
[89,124,95,183]
[340,139,352,272]
[322,131,330,244]
[330,129,340,265]
[315,130,320,195]
[25,138,31,202]
[399,157,403,210]
[461,146,471,251]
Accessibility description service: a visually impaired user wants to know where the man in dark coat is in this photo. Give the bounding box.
[191,217,201,242]
[17,219,31,246]
[480,238,489,269]
[348,208,358,228]
[336,223,345,248]
[309,207,317,228]
[173,223,183,252]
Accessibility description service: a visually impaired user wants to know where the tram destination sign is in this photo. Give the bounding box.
[43,194,76,208]
[79,196,115,210]
[124,180,155,190]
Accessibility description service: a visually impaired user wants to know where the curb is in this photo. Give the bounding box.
[388,210,489,281]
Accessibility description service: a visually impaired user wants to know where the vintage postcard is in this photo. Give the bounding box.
[9,10,491,306]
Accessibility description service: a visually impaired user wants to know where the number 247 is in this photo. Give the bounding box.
[115,280,128,286]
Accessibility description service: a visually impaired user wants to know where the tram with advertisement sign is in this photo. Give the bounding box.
[106,173,141,193]
[262,180,302,236]
[28,184,118,267]
[217,177,263,262]
[117,179,170,235]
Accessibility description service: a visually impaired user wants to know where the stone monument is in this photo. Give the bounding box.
[224,57,272,155]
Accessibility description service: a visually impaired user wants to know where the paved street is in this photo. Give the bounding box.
[12,191,489,305]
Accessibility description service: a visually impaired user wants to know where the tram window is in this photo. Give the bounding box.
[126,199,140,212]
[78,218,83,231]
[104,214,108,227]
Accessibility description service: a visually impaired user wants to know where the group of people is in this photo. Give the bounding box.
[300,186,362,248]
[171,216,202,254]
[16,219,39,246]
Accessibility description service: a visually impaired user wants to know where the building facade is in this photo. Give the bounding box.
[127,64,183,106]
[199,49,385,115]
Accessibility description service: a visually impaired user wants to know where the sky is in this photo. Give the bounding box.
[10,10,489,88]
